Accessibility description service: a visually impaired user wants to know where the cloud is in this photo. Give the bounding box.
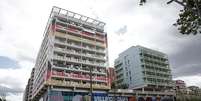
[17,53,35,63]
[0,85,23,94]
[0,64,32,91]
[0,76,23,89]
[7,94,22,101]
[0,0,201,100]
[173,64,201,77]
[116,25,128,36]
[175,76,201,88]
[0,56,20,69]
[167,35,201,77]
[0,25,2,31]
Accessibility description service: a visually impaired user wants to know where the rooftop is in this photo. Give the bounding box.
[52,6,105,29]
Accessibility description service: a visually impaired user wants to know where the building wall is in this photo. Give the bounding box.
[115,46,173,90]
[115,47,144,88]
[23,85,29,101]
[37,89,175,101]
[23,68,35,101]
[31,6,110,100]
[107,67,116,87]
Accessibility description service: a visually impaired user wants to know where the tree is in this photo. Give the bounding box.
[111,82,116,89]
[139,0,201,35]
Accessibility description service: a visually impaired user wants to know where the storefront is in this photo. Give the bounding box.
[47,91,130,101]
[38,90,173,101]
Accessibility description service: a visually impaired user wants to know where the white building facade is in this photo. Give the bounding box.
[114,46,173,91]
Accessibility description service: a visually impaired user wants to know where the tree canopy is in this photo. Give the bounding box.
[140,0,201,35]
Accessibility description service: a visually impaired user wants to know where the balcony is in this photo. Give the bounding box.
[95,36,105,42]
[56,19,67,26]
[55,32,66,38]
[53,47,105,62]
[66,34,82,41]
[82,38,95,45]
[67,25,80,32]
[54,38,106,55]
[143,68,155,73]
[83,46,105,54]
[65,49,81,57]
[51,70,107,83]
[67,50,104,61]
[66,27,105,42]
[53,55,106,67]
[53,55,66,61]
[82,60,95,66]
[63,31,105,48]
[54,47,66,53]
[46,79,110,89]
[54,39,66,46]
[55,24,67,32]
[96,41,105,48]
[52,66,106,75]
[145,81,157,85]
[82,53,105,61]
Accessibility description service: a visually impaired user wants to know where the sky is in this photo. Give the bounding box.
[0,0,201,100]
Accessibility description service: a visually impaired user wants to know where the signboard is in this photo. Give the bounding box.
[94,96,128,101]
[48,91,129,101]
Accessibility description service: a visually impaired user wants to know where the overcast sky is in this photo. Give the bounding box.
[0,0,201,100]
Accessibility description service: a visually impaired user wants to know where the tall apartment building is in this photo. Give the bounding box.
[31,6,109,100]
[114,46,173,91]
[107,67,116,86]
[23,84,29,101]
[23,68,35,101]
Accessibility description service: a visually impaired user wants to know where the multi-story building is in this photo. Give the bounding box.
[175,80,186,90]
[23,68,35,101]
[107,67,116,86]
[28,68,35,101]
[31,6,109,100]
[188,86,200,95]
[114,46,173,91]
[23,84,29,101]
[175,80,187,93]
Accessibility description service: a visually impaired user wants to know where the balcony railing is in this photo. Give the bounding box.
[55,28,106,47]
[54,39,105,54]
[46,79,110,89]
[52,66,106,75]
[54,47,105,61]
[51,71,107,83]
[53,55,106,67]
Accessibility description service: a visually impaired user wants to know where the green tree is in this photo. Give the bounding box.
[139,0,201,35]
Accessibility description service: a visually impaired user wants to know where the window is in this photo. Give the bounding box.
[125,67,128,71]
[125,60,127,65]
